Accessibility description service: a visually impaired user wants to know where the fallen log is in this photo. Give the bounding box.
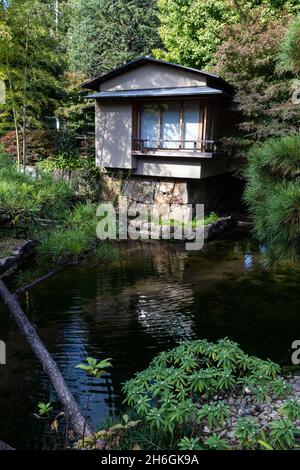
[14,266,67,297]
[0,279,93,440]
[0,440,14,450]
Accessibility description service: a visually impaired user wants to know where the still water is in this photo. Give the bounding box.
[1,231,300,448]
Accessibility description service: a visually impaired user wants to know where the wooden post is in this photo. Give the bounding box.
[0,280,93,439]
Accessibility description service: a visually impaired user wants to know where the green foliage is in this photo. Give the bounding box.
[214,10,300,151]
[178,436,203,451]
[37,203,99,264]
[269,418,296,448]
[68,0,160,77]
[154,0,237,69]
[244,134,300,263]
[0,0,64,144]
[204,433,229,450]
[76,357,112,378]
[272,378,293,398]
[155,0,298,69]
[277,16,300,73]
[234,417,260,448]
[119,340,300,450]
[76,414,141,450]
[280,399,300,421]
[37,154,94,171]
[197,402,230,429]
[38,402,53,417]
[0,146,74,228]
[123,339,281,436]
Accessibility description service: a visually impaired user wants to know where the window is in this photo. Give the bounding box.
[140,104,160,148]
[161,103,180,149]
[138,100,214,151]
[183,102,200,149]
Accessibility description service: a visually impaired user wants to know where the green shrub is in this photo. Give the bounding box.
[37,153,94,171]
[280,399,300,421]
[244,134,300,264]
[123,339,281,437]
[269,419,297,448]
[0,146,74,228]
[37,203,98,263]
[234,417,260,449]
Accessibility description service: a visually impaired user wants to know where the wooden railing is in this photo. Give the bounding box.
[132,139,222,153]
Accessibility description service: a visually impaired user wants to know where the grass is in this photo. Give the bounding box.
[0,146,75,231]
[158,211,221,229]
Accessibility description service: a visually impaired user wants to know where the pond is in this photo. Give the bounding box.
[1,230,300,448]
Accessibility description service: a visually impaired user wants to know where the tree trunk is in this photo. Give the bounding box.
[0,440,14,450]
[0,280,93,438]
[6,58,21,167]
[22,18,29,171]
[13,112,21,169]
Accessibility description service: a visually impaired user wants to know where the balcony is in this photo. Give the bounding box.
[132,139,224,159]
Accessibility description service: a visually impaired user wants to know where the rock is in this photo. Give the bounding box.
[293,381,300,392]
[159,181,175,195]
[0,240,37,274]
[203,426,210,434]
[173,182,188,203]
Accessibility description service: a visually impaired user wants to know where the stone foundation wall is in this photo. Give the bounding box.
[121,173,244,215]
[122,177,188,205]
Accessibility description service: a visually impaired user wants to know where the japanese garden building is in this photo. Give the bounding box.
[83,57,241,212]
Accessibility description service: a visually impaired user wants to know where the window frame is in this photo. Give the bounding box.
[133,98,218,152]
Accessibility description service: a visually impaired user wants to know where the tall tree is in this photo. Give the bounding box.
[243,13,300,264]
[0,0,65,166]
[68,0,161,77]
[213,10,300,152]
[154,0,299,70]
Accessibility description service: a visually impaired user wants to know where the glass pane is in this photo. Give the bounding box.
[140,105,160,148]
[183,102,200,149]
[161,103,180,149]
[205,102,215,151]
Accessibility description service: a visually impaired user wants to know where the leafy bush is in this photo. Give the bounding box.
[37,153,94,171]
[123,340,278,433]
[280,399,300,421]
[121,339,300,450]
[234,417,260,448]
[0,130,56,163]
[269,419,297,448]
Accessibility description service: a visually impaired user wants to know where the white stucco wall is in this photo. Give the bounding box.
[95,101,135,169]
[135,156,230,179]
[101,63,206,91]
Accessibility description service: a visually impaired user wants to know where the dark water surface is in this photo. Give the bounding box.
[1,232,300,448]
